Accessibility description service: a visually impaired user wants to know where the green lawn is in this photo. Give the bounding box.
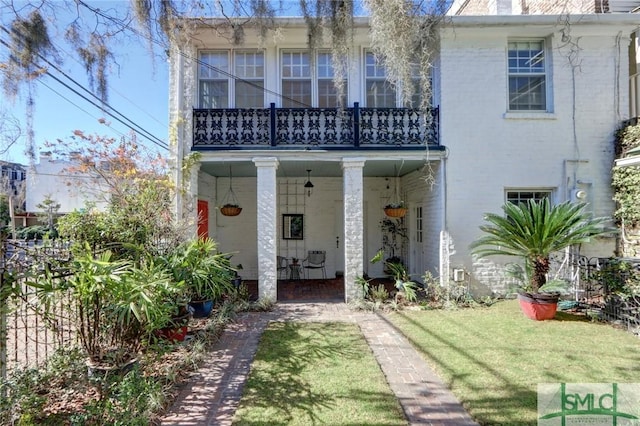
[386,300,640,425]
[232,322,406,426]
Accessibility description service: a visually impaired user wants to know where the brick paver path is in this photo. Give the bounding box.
[161,302,478,426]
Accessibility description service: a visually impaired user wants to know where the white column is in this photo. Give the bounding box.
[253,158,279,301]
[183,161,200,238]
[342,158,366,302]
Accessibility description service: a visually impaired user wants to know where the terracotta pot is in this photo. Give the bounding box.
[517,292,559,321]
[156,325,188,342]
[156,312,190,342]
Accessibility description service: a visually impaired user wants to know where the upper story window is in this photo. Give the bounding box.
[199,50,264,108]
[365,51,396,108]
[281,51,346,108]
[508,40,547,111]
[365,51,425,108]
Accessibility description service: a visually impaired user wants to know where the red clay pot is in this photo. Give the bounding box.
[156,325,188,342]
[517,292,559,321]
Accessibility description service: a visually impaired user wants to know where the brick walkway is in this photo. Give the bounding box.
[161,302,478,426]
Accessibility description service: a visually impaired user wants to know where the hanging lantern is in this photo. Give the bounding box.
[304,169,314,197]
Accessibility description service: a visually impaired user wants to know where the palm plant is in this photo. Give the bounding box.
[470,199,612,293]
[163,238,235,302]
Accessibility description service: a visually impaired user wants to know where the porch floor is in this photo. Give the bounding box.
[242,277,394,302]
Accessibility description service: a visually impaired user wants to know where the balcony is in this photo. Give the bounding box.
[192,103,439,150]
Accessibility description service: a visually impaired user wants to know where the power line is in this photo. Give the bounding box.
[51,41,168,129]
[37,79,127,139]
[0,27,169,150]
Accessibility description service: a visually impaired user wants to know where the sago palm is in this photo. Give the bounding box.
[470,199,612,292]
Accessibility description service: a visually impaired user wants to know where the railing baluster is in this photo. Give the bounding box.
[270,103,276,147]
[353,102,360,148]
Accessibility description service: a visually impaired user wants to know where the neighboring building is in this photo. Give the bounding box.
[25,152,107,216]
[0,160,31,228]
[169,10,638,301]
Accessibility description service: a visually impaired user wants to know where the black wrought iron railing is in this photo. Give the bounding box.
[192,103,439,150]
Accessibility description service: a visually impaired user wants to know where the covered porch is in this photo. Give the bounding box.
[193,152,445,302]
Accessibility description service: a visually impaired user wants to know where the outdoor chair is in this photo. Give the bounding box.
[302,250,326,279]
[277,256,288,279]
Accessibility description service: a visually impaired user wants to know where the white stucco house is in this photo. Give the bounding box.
[169,6,639,302]
[25,152,107,215]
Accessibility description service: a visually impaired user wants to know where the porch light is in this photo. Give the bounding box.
[304,169,314,197]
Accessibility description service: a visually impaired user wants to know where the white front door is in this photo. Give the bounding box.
[410,203,425,282]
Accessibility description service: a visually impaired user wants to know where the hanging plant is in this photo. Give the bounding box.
[220,166,242,217]
[384,171,407,218]
[384,202,407,218]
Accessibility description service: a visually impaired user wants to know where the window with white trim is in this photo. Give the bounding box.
[281,51,346,108]
[506,190,551,206]
[365,51,396,107]
[199,50,264,108]
[507,40,547,111]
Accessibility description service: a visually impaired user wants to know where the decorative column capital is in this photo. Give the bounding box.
[253,157,279,169]
[341,158,366,170]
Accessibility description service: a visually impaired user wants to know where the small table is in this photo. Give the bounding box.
[289,263,302,280]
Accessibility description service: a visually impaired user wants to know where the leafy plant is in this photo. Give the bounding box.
[29,246,178,367]
[371,250,418,303]
[384,201,405,209]
[593,258,640,295]
[470,199,612,293]
[163,238,235,302]
[369,284,390,302]
[379,217,407,263]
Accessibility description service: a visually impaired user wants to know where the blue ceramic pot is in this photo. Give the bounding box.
[189,299,214,318]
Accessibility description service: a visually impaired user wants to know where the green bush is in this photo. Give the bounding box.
[15,225,55,240]
[594,258,640,295]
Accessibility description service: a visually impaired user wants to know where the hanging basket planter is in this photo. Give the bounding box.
[220,205,242,216]
[384,207,407,218]
[220,166,242,217]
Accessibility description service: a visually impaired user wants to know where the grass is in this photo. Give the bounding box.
[386,300,640,425]
[232,322,406,425]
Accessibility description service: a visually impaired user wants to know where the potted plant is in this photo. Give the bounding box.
[384,201,407,218]
[379,217,408,274]
[164,238,235,318]
[371,250,418,303]
[471,199,612,320]
[220,203,242,217]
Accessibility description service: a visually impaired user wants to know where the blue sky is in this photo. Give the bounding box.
[0,1,169,165]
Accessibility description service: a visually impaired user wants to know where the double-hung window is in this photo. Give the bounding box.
[281,51,312,107]
[365,51,396,107]
[506,190,551,206]
[199,50,264,108]
[508,40,547,111]
[281,51,346,108]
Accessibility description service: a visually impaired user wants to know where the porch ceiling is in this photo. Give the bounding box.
[199,159,429,178]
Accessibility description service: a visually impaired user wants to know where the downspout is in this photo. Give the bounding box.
[439,148,449,288]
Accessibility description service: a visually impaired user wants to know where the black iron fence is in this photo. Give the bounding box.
[552,253,640,335]
[0,239,76,381]
[193,103,440,149]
